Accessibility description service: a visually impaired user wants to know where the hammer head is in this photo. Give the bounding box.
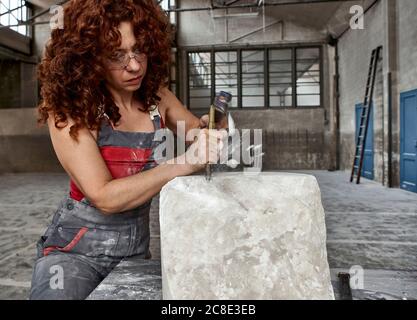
[214,91,232,117]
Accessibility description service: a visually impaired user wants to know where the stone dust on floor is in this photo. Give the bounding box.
[0,171,416,300]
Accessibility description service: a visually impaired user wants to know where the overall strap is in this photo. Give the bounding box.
[148,105,166,166]
[102,114,113,128]
[149,104,163,131]
[96,115,114,146]
[100,105,163,131]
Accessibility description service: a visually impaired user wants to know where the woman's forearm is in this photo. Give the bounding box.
[91,159,195,215]
[89,124,222,215]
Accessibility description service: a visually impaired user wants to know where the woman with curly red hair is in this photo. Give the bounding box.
[30,0,225,300]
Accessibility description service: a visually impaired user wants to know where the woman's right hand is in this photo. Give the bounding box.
[176,128,228,175]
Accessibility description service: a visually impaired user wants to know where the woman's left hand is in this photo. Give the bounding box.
[199,114,228,130]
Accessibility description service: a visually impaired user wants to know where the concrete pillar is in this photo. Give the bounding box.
[382,0,399,187]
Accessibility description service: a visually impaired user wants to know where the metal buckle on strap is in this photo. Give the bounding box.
[149,105,160,120]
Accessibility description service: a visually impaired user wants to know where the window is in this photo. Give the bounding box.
[170,48,178,95]
[269,49,292,108]
[0,0,29,36]
[188,52,211,109]
[242,50,264,108]
[296,48,321,107]
[215,51,238,108]
[187,46,321,109]
[159,0,176,25]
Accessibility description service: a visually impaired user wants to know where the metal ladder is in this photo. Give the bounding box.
[350,46,382,184]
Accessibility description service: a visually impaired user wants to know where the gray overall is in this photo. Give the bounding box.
[29,110,164,300]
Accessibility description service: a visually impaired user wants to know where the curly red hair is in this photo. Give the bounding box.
[38,0,172,139]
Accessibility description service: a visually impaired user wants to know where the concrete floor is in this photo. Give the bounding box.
[302,170,417,300]
[0,171,416,300]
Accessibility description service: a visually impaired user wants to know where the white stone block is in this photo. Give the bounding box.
[159,172,334,300]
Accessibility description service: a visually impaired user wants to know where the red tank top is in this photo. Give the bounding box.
[69,106,166,202]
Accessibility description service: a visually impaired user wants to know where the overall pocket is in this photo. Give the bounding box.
[43,225,120,258]
[36,236,47,259]
[130,214,151,258]
[35,206,65,259]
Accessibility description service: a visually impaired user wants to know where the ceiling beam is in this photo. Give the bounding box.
[25,0,59,9]
[168,0,361,12]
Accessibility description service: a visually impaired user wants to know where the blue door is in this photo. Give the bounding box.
[400,89,417,193]
[355,103,374,180]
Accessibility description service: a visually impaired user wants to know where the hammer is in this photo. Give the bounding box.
[206,91,233,181]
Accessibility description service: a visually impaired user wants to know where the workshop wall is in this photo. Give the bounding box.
[176,0,334,170]
[338,0,417,187]
[338,1,386,183]
[0,108,62,173]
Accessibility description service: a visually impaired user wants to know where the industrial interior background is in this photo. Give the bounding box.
[0,0,416,300]
[1,0,417,190]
